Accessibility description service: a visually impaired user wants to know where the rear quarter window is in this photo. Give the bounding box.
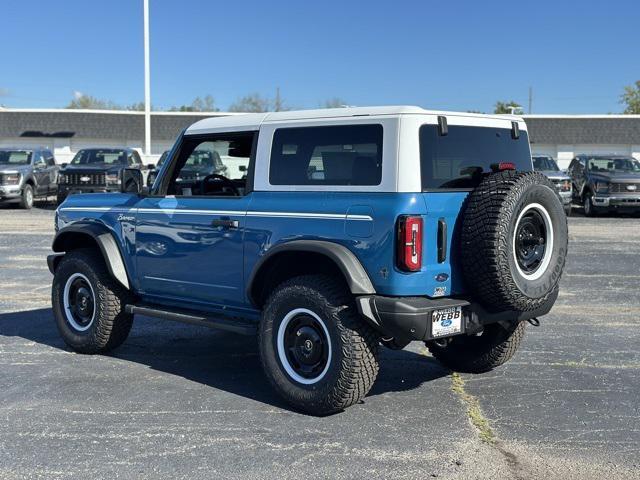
[269,124,383,186]
[420,124,532,190]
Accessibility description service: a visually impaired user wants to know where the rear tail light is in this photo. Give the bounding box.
[498,162,516,171]
[397,215,423,272]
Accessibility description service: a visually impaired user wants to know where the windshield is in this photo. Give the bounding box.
[0,150,32,165]
[420,125,532,189]
[587,157,640,173]
[532,156,559,171]
[183,150,224,169]
[71,149,127,165]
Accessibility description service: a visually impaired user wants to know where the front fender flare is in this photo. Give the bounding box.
[247,240,376,306]
[51,223,131,290]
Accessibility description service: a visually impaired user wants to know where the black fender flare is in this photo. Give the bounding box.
[247,240,376,306]
[50,223,131,290]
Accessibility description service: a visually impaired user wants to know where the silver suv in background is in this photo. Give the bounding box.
[0,147,59,209]
[533,155,572,216]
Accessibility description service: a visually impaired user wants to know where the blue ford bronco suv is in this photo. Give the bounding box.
[49,106,567,415]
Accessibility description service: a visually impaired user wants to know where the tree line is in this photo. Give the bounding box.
[64,82,640,114]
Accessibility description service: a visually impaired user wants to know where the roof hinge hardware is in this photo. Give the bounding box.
[511,121,520,139]
[437,115,448,136]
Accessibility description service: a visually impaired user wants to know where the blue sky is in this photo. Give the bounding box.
[1,0,638,113]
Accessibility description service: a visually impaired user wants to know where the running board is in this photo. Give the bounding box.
[125,304,257,335]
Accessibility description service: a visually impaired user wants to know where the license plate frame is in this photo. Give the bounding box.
[431,306,463,338]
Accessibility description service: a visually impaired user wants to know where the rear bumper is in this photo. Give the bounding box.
[356,290,558,342]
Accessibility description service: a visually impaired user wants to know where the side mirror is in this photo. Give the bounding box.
[121,168,144,194]
[60,162,68,168]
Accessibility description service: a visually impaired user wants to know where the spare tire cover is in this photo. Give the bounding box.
[461,171,568,312]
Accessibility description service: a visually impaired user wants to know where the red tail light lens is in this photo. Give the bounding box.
[397,216,423,272]
[498,162,516,171]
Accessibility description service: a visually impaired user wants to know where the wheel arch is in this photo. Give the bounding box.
[247,240,375,308]
[50,223,131,290]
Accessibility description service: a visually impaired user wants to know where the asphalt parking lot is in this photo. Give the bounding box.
[0,205,639,479]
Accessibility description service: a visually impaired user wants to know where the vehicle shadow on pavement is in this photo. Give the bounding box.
[0,308,449,413]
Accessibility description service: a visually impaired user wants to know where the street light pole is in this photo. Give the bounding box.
[143,0,151,158]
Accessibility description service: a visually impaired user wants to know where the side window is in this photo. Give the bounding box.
[269,124,383,186]
[33,153,46,167]
[46,153,56,166]
[128,151,141,166]
[167,133,254,197]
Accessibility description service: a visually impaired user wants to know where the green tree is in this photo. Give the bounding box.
[620,80,640,114]
[66,94,121,110]
[229,93,271,112]
[168,95,219,112]
[493,100,522,114]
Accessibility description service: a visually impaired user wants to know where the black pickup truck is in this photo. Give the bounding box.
[57,148,145,205]
[568,155,640,216]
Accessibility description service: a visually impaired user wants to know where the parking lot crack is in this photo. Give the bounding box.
[450,372,527,479]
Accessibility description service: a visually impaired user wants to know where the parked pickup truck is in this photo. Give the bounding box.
[568,154,640,216]
[0,147,58,209]
[49,106,568,415]
[532,155,572,216]
[57,148,145,205]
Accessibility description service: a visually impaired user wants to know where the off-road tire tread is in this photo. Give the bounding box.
[259,274,379,415]
[428,321,526,373]
[52,248,133,353]
[461,170,567,311]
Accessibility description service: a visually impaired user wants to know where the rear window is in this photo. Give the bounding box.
[419,125,532,189]
[269,124,383,186]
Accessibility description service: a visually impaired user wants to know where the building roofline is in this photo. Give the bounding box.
[0,107,240,116]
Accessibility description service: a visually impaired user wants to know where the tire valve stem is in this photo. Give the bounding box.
[527,317,541,327]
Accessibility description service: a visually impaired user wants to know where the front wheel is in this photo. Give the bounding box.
[583,193,598,217]
[427,321,526,373]
[52,248,133,354]
[259,275,379,415]
[19,184,34,209]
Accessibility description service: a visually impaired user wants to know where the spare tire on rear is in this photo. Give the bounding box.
[461,171,568,312]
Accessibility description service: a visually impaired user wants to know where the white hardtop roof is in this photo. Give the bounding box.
[185,106,523,135]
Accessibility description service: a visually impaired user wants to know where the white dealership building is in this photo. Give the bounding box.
[0,108,639,169]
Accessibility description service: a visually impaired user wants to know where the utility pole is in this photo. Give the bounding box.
[274,87,283,112]
[528,86,533,114]
[143,0,151,158]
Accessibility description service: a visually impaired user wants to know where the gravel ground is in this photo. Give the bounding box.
[0,205,638,479]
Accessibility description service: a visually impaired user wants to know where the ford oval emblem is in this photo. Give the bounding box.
[627,184,637,191]
[435,273,449,282]
[441,319,452,327]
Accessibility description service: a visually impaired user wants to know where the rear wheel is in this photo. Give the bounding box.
[19,184,34,209]
[427,321,526,373]
[52,248,133,354]
[259,275,379,415]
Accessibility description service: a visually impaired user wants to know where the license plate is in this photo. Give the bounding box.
[431,306,463,338]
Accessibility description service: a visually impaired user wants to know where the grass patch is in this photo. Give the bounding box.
[451,372,495,444]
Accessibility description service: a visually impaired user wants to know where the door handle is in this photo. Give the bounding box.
[211,218,239,229]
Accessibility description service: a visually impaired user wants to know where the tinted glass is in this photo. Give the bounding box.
[270,124,383,186]
[532,156,559,171]
[420,125,532,189]
[586,157,640,173]
[0,151,32,165]
[71,149,127,165]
